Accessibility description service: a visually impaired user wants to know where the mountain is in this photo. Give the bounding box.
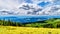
[0,16,50,23]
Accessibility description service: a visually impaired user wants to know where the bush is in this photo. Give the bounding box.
[43,24,54,28]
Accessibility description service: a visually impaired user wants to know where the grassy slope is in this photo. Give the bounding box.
[0,26,60,34]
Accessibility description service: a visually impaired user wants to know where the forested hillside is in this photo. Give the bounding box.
[0,18,60,28]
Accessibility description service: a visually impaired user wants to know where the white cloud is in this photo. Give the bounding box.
[0,0,19,10]
[0,0,60,16]
[31,0,54,4]
[38,5,60,15]
[0,0,54,10]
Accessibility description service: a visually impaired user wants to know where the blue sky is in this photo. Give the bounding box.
[0,0,60,15]
[38,2,50,7]
[0,0,54,10]
[24,0,51,7]
[25,0,33,3]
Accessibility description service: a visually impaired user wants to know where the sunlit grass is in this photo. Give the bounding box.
[0,26,60,34]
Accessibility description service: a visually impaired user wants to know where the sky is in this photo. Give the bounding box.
[0,0,60,16]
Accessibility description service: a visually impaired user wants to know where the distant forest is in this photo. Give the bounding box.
[0,18,60,28]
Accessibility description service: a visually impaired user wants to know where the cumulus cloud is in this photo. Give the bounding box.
[0,0,60,16]
[38,5,60,15]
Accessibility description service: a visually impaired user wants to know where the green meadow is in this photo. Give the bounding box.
[0,18,60,34]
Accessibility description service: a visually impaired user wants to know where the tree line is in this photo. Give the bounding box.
[0,18,60,28]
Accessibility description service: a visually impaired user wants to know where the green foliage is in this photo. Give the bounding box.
[0,18,60,28]
[0,20,22,26]
[25,23,42,27]
[24,18,60,28]
[45,18,60,28]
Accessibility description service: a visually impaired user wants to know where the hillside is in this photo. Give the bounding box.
[0,18,60,28]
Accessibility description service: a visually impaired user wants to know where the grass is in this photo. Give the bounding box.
[0,26,60,34]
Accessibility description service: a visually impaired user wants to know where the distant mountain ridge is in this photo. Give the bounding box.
[0,16,60,23]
